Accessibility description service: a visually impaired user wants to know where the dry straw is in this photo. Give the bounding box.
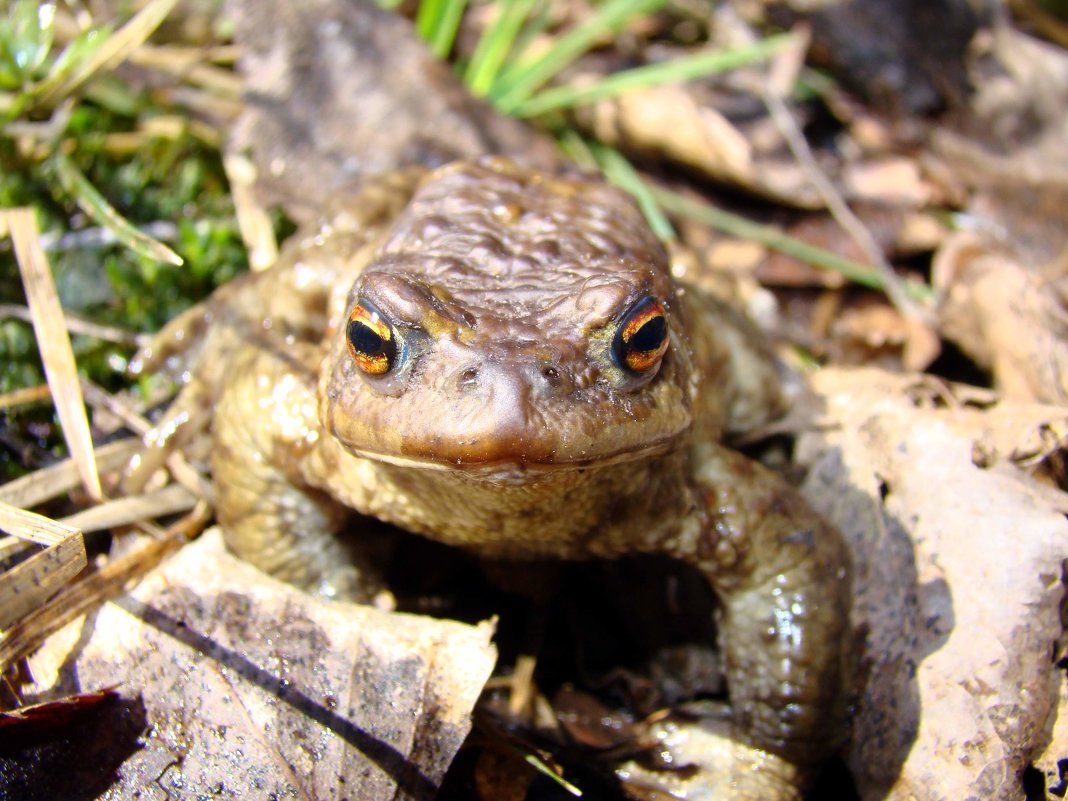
[4,207,102,500]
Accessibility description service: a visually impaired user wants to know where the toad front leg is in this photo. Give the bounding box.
[210,341,388,601]
[655,442,855,799]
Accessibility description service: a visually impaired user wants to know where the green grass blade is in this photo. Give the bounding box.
[556,128,600,172]
[432,0,469,59]
[590,143,675,240]
[464,0,540,97]
[562,132,933,302]
[50,152,183,267]
[506,2,553,72]
[491,0,668,113]
[651,186,935,303]
[521,752,583,796]
[558,133,673,239]
[37,25,108,97]
[416,0,468,58]
[416,0,445,41]
[1,0,55,87]
[514,32,796,118]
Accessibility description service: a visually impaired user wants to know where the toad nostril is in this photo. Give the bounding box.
[458,367,480,390]
[541,365,562,388]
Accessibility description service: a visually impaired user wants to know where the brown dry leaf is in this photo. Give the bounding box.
[0,687,138,801]
[1032,669,1068,797]
[574,83,820,207]
[934,224,1068,404]
[767,0,979,114]
[827,300,913,366]
[809,297,941,375]
[965,400,1068,471]
[795,367,1068,801]
[842,158,933,207]
[0,687,119,734]
[757,205,945,290]
[24,529,496,800]
[473,749,535,801]
[957,27,1068,185]
[931,27,1068,404]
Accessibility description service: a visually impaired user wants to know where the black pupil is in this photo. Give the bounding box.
[629,316,666,353]
[348,320,384,355]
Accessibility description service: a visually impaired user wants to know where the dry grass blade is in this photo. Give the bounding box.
[0,303,145,346]
[5,208,102,501]
[0,537,30,567]
[224,153,278,271]
[61,483,197,534]
[760,36,930,327]
[0,501,87,631]
[0,504,207,673]
[0,384,52,410]
[1008,0,1068,48]
[80,381,213,502]
[0,439,139,511]
[36,0,181,108]
[127,45,244,97]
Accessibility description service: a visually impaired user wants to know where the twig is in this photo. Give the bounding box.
[1007,0,1068,48]
[759,28,934,325]
[0,384,53,410]
[0,304,146,347]
[80,380,214,503]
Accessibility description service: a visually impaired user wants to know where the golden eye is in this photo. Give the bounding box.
[612,297,669,373]
[346,301,397,376]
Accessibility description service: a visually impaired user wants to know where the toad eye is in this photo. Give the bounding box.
[346,301,397,376]
[612,297,669,373]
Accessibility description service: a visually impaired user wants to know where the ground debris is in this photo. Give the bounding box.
[933,26,1068,404]
[18,530,496,801]
[797,367,1068,801]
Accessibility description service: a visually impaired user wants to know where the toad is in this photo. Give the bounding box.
[128,157,853,800]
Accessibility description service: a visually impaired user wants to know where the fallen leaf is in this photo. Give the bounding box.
[0,688,118,738]
[1031,668,1068,799]
[23,529,497,801]
[934,230,1068,403]
[842,158,933,206]
[574,83,821,207]
[0,689,146,801]
[769,0,980,113]
[931,27,1068,404]
[796,367,1068,801]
